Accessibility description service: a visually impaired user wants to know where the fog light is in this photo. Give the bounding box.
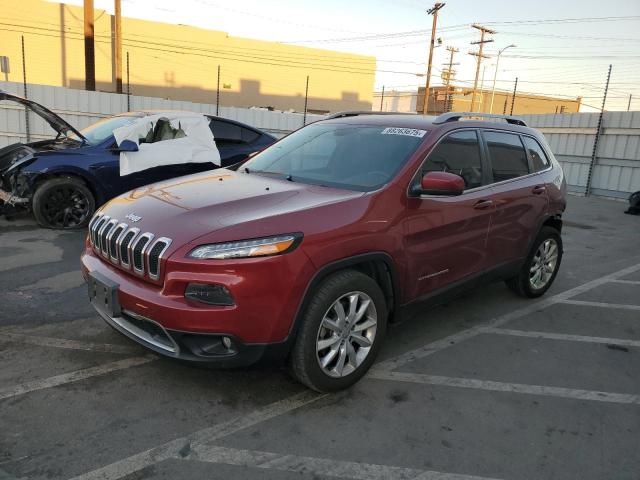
[222,336,232,349]
[184,283,235,306]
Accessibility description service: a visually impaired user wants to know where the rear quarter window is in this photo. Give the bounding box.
[484,131,530,182]
[523,136,551,172]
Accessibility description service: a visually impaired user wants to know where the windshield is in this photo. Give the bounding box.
[241,123,426,191]
[70,116,139,145]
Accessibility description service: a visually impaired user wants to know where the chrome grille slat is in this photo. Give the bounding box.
[147,237,172,280]
[86,213,171,281]
[132,233,154,275]
[100,220,118,257]
[108,223,127,262]
[120,228,140,268]
[95,216,111,253]
[91,215,107,250]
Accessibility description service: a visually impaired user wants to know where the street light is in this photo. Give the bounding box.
[489,44,516,114]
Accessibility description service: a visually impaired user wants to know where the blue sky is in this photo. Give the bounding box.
[63,0,640,111]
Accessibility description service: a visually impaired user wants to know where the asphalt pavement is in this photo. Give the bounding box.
[1,194,639,480]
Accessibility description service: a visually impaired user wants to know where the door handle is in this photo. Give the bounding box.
[532,185,546,195]
[473,199,494,210]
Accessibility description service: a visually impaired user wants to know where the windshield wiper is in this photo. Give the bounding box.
[245,169,294,181]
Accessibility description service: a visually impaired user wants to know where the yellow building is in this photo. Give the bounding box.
[374,86,581,115]
[0,0,376,113]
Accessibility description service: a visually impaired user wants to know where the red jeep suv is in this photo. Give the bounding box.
[81,112,566,392]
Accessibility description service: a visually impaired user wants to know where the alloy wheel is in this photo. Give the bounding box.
[315,291,377,378]
[41,185,91,228]
[529,238,559,290]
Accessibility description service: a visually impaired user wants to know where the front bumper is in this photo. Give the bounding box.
[93,301,283,367]
[81,243,314,366]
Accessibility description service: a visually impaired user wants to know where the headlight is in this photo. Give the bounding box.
[187,233,302,260]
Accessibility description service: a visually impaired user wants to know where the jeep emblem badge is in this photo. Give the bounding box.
[125,213,142,222]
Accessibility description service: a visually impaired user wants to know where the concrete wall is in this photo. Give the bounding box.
[0,81,324,148]
[0,0,375,113]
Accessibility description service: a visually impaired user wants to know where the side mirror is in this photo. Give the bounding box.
[412,171,465,196]
[113,139,139,153]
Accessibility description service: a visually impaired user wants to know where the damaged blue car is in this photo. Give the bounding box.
[0,91,276,228]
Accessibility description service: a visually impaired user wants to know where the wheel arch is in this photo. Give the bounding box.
[32,169,103,206]
[286,252,400,348]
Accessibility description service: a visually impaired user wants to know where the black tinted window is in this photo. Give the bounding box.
[241,127,260,143]
[210,120,243,143]
[421,130,483,189]
[523,136,550,172]
[485,131,529,182]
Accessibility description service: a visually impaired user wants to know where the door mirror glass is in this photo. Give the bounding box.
[415,171,465,196]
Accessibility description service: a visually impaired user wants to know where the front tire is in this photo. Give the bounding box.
[32,177,95,229]
[506,226,562,298]
[289,270,387,392]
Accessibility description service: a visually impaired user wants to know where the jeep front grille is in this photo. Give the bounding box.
[88,213,172,281]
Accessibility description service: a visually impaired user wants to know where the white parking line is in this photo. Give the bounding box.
[182,443,503,480]
[0,356,154,401]
[0,332,138,355]
[559,300,640,311]
[609,279,640,285]
[67,261,640,480]
[482,327,640,349]
[69,391,325,480]
[369,371,640,405]
[374,262,640,373]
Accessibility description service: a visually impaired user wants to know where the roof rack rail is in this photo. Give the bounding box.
[432,112,527,127]
[325,110,416,120]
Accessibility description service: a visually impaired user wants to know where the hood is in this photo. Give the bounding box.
[98,169,364,245]
[0,90,86,142]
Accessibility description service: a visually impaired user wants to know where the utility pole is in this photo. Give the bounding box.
[510,77,518,115]
[380,85,385,112]
[84,0,95,91]
[469,24,494,112]
[585,64,612,196]
[114,0,122,93]
[628,94,632,111]
[442,46,458,112]
[421,2,445,115]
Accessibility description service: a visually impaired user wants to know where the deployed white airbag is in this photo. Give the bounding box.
[113,113,221,176]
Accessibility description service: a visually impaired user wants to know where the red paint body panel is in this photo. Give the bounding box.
[81,115,566,355]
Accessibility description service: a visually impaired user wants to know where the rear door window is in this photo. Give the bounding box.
[484,131,530,182]
[522,136,550,172]
[421,130,483,190]
[241,127,260,143]
[210,120,243,144]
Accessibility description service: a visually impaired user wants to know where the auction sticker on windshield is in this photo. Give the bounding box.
[381,127,427,138]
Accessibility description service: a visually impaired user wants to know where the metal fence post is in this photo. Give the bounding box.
[216,65,220,116]
[21,35,31,142]
[303,75,309,126]
[585,64,612,196]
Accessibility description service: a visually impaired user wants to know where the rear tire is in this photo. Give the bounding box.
[32,177,95,229]
[289,270,387,392]
[506,226,562,298]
